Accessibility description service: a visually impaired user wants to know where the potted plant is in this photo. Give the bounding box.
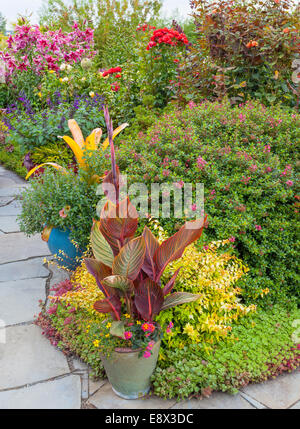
[18,118,128,269]
[84,107,207,399]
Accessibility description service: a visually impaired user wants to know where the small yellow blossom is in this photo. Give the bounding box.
[89,91,95,98]
[37,92,42,98]
[105,334,109,338]
[93,340,100,347]
[124,314,131,319]
[136,321,141,325]
[106,322,112,329]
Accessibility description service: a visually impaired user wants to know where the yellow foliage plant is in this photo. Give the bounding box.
[157,239,257,352]
[25,119,128,180]
[49,225,257,356]
[52,262,106,322]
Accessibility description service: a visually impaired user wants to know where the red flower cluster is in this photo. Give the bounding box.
[146,28,189,50]
[111,82,120,92]
[136,23,156,32]
[102,66,122,77]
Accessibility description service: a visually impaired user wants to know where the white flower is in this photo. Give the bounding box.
[60,63,67,71]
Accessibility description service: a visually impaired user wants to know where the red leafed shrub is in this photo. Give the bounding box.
[177,0,300,106]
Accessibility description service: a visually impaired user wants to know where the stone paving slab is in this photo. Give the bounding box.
[0,216,19,233]
[171,392,255,409]
[0,232,51,264]
[0,197,15,207]
[0,324,70,390]
[0,169,25,184]
[0,199,22,216]
[290,401,300,409]
[0,375,82,409]
[241,369,300,409]
[88,382,177,409]
[89,379,107,396]
[0,258,49,282]
[0,177,20,189]
[0,278,47,325]
[0,186,27,197]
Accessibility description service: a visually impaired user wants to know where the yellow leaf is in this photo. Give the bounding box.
[68,119,85,148]
[62,136,85,167]
[85,131,96,151]
[102,123,129,150]
[25,162,67,180]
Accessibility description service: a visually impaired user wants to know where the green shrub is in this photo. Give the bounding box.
[17,168,100,250]
[176,0,300,107]
[153,304,300,399]
[117,99,300,303]
[4,93,105,155]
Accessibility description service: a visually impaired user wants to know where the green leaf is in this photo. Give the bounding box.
[102,275,134,294]
[110,321,125,338]
[161,292,201,311]
[112,236,146,281]
[91,221,114,267]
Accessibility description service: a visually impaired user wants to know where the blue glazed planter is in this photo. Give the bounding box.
[44,226,83,270]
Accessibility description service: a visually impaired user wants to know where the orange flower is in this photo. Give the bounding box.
[283,28,290,34]
[246,40,258,48]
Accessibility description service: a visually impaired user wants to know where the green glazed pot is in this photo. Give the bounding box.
[101,340,161,399]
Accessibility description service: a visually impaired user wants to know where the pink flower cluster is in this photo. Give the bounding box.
[166,321,174,334]
[1,23,95,76]
[143,341,155,359]
[124,331,132,340]
[197,156,207,170]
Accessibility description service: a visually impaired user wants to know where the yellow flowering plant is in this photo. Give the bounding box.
[157,239,258,352]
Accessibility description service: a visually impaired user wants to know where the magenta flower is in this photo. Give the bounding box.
[124,331,132,340]
[190,203,197,212]
[63,316,73,325]
[229,236,236,242]
[255,225,262,231]
[143,351,152,359]
[147,341,155,350]
[47,304,58,315]
[197,156,207,170]
[241,176,251,185]
[286,180,293,187]
[175,180,184,189]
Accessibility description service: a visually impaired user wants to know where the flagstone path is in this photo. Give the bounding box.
[0,164,299,409]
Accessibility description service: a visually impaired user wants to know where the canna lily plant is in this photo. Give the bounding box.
[85,106,207,338]
[25,119,128,180]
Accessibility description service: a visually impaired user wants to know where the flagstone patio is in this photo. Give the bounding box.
[0,165,299,409]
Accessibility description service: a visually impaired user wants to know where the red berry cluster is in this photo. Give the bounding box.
[136,23,156,32]
[102,66,122,77]
[146,28,189,50]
